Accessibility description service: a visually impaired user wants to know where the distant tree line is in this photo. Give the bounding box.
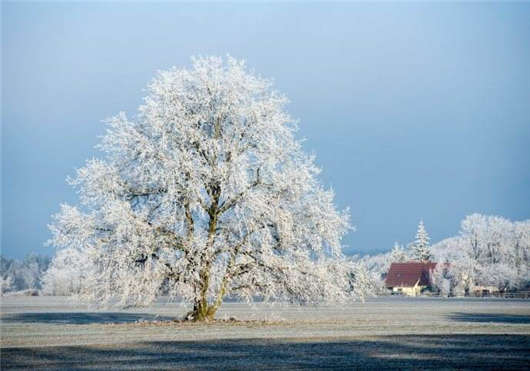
[3,248,375,299]
[0,254,50,294]
[430,214,530,296]
[3,213,528,298]
[0,250,89,296]
[357,214,530,296]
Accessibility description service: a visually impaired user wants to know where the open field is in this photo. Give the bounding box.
[1,296,529,369]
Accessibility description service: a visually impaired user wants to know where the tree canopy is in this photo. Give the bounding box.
[411,220,432,261]
[48,56,365,320]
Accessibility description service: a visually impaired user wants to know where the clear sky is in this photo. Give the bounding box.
[2,2,530,258]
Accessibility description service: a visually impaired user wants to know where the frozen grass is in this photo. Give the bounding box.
[1,296,529,369]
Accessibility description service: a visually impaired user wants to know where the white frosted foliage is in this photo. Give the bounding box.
[390,242,407,262]
[411,220,432,261]
[47,56,366,319]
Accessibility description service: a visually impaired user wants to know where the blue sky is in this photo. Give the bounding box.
[2,2,530,258]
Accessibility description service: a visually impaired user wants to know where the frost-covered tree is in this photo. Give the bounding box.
[347,261,377,297]
[1,275,13,294]
[459,214,529,291]
[390,242,407,262]
[48,56,361,321]
[430,236,476,296]
[355,253,392,294]
[42,248,94,296]
[431,263,452,297]
[429,214,530,295]
[410,220,432,261]
[513,221,530,284]
[0,254,50,294]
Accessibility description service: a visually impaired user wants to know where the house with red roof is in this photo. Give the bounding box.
[385,261,437,296]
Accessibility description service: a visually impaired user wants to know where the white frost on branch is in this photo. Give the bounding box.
[390,242,408,263]
[410,220,432,261]
[48,56,365,319]
[41,247,94,296]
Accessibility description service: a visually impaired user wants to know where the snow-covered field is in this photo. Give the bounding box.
[1,296,529,369]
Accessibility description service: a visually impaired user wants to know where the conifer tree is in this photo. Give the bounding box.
[411,220,432,261]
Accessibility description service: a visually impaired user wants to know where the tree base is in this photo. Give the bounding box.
[184,305,218,322]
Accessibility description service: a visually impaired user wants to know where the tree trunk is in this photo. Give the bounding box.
[187,300,219,321]
[186,185,221,322]
[186,263,228,322]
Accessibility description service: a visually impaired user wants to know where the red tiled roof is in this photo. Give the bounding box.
[385,261,437,288]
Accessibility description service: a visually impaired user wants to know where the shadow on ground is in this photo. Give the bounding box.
[2,335,529,370]
[1,312,175,325]
[449,312,530,324]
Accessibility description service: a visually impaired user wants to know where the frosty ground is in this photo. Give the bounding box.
[1,297,529,369]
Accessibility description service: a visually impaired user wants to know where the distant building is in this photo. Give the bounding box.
[385,261,437,296]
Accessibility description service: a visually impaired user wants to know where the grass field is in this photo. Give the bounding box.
[1,296,529,369]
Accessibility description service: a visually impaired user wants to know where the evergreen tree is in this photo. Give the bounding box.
[411,220,432,261]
